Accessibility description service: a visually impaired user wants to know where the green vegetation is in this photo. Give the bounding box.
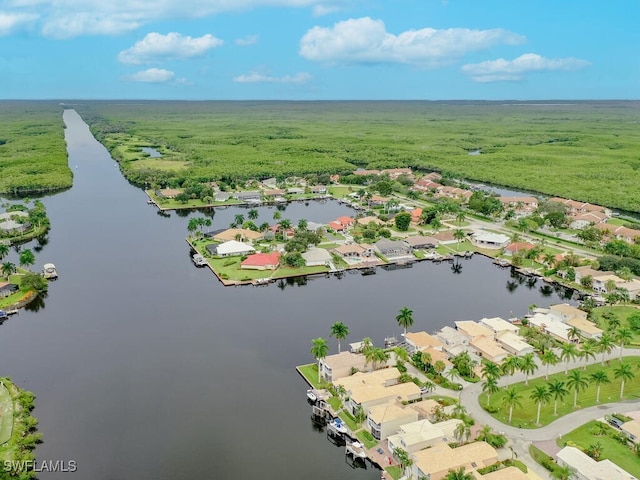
[74,101,640,212]
[0,101,72,195]
[297,364,323,390]
[484,357,640,427]
[559,420,640,478]
[591,306,640,345]
[529,444,570,479]
[355,430,377,449]
[385,466,403,480]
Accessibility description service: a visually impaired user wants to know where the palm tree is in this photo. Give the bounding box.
[234,213,245,226]
[393,346,410,363]
[530,385,551,425]
[567,370,589,408]
[541,350,559,380]
[310,338,329,384]
[615,328,632,360]
[453,229,465,252]
[329,322,349,353]
[598,333,615,365]
[568,326,582,344]
[481,360,501,381]
[482,376,499,406]
[1,262,16,280]
[396,306,414,338]
[445,466,473,480]
[519,353,538,385]
[580,340,597,370]
[279,219,292,239]
[353,405,367,426]
[456,211,466,225]
[547,379,569,416]
[372,348,390,370]
[0,244,8,261]
[614,362,635,399]
[248,209,258,220]
[187,217,199,238]
[559,343,578,374]
[502,387,523,424]
[19,248,35,270]
[475,425,493,443]
[501,356,520,386]
[272,210,282,221]
[454,422,471,444]
[606,314,621,332]
[297,218,308,231]
[590,370,610,403]
[393,447,413,479]
[527,304,537,314]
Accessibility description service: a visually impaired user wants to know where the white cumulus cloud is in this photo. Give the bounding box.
[128,68,175,83]
[234,71,312,84]
[0,12,39,35]
[299,17,525,66]
[461,53,591,82]
[118,32,223,64]
[235,34,258,46]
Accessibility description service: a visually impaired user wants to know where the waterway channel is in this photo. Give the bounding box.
[0,109,575,479]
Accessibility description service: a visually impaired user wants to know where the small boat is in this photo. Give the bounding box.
[306,389,317,402]
[0,311,7,321]
[42,263,58,280]
[346,441,367,459]
[329,418,348,434]
[192,254,207,267]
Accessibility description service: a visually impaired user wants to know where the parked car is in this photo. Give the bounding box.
[608,416,624,429]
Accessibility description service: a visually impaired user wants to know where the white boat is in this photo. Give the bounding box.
[306,389,317,402]
[42,263,58,279]
[192,254,207,267]
[329,418,348,434]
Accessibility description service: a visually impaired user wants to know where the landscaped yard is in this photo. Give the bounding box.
[297,363,322,389]
[591,306,640,345]
[484,357,640,428]
[558,420,640,478]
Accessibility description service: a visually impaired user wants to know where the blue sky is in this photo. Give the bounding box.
[0,0,637,100]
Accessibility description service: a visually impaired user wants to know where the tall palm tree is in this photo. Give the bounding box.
[393,447,413,479]
[19,248,35,270]
[453,229,465,252]
[482,376,499,406]
[372,348,390,370]
[590,370,610,403]
[567,370,589,408]
[248,209,259,220]
[310,338,329,384]
[445,467,473,480]
[580,340,597,370]
[547,379,569,416]
[567,326,582,344]
[187,217,199,238]
[481,360,501,381]
[615,328,632,361]
[502,387,523,424]
[0,244,8,261]
[393,346,410,363]
[272,210,282,221]
[541,350,559,380]
[234,213,245,226]
[614,362,635,399]
[530,385,551,425]
[396,306,414,338]
[1,262,16,280]
[279,219,292,239]
[330,322,349,353]
[519,353,537,385]
[559,343,578,374]
[454,422,471,444]
[598,333,615,365]
[456,211,466,225]
[501,356,520,386]
[297,218,308,231]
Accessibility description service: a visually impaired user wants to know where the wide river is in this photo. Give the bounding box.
[0,110,575,480]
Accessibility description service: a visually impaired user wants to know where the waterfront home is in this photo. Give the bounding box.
[403,235,439,250]
[569,211,608,229]
[347,382,421,415]
[287,187,304,195]
[207,240,256,257]
[213,228,263,243]
[157,188,182,198]
[454,321,494,342]
[0,211,30,234]
[301,248,332,267]
[387,418,463,453]
[478,317,519,335]
[235,191,262,202]
[504,242,535,256]
[405,331,444,354]
[374,239,411,258]
[335,216,355,228]
[332,244,374,260]
[356,216,385,227]
[240,252,280,270]
[469,336,509,363]
[368,195,388,207]
[549,198,612,218]
[0,282,19,299]
[435,186,473,203]
[353,169,380,176]
[528,313,572,342]
[471,231,510,249]
[261,177,277,188]
[310,185,327,195]
[498,196,539,212]
[214,192,231,202]
[318,352,369,382]
[328,221,346,233]
[593,274,640,300]
[420,347,453,372]
[381,168,413,179]
[431,230,457,245]
[595,223,640,244]
[556,445,635,480]
[436,326,469,348]
[574,266,614,285]
[263,189,286,199]
[367,403,418,441]
[410,441,499,480]
[621,419,640,444]
[495,331,535,356]
[549,303,588,322]
[334,368,399,392]
[566,317,603,340]
[305,221,325,233]
[413,178,442,192]
[269,224,295,239]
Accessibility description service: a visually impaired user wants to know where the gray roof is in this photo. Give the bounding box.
[301,248,332,263]
[374,239,409,253]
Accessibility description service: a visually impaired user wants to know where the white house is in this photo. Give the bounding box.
[472,231,510,249]
[207,240,256,257]
[556,446,636,480]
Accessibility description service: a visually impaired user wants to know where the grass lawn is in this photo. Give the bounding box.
[328,186,353,198]
[558,420,640,478]
[297,364,322,389]
[356,430,378,449]
[591,306,640,345]
[385,466,403,480]
[327,396,342,411]
[0,384,13,444]
[484,357,640,428]
[339,411,360,432]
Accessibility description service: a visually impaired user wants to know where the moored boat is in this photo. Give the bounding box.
[42,263,58,280]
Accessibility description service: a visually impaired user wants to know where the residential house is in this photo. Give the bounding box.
[470,336,510,363]
[436,326,469,349]
[478,317,519,336]
[569,211,608,229]
[353,169,380,176]
[327,221,346,233]
[269,224,295,239]
[454,321,494,343]
[410,208,422,223]
[235,191,262,202]
[481,466,530,480]
[591,274,640,300]
[335,216,355,228]
[595,224,640,243]
[368,195,388,207]
[411,441,499,480]
[334,368,400,391]
[549,303,588,322]
[621,419,640,444]
[310,185,327,194]
[432,231,458,245]
[357,216,385,227]
[374,239,411,258]
[332,244,374,260]
[367,403,418,440]
[504,242,535,257]
[214,192,231,202]
[404,235,439,250]
[495,331,535,356]
[287,187,304,195]
[472,231,510,249]
[347,382,421,415]
[387,418,462,453]
[0,282,19,299]
[306,221,325,233]
[301,248,332,267]
[240,252,280,270]
[405,331,444,354]
[0,211,30,234]
[566,317,603,340]
[157,188,182,198]
[574,266,613,285]
[413,177,442,192]
[528,312,572,342]
[318,352,369,382]
[206,240,256,257]
[329,174,340,183]
[549,198,612,218]
[498,196,539,212]
[261,177,277,188]
[263,189,286,199]
[435,186,473,203]
[421,347,453,372]
[556,445,635,480]
[381,168,413,179]
[213,228,263,243]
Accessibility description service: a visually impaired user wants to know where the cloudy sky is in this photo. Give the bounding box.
[0,0,637,99]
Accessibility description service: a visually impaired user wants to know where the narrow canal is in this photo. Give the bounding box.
[0,109,574,479]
